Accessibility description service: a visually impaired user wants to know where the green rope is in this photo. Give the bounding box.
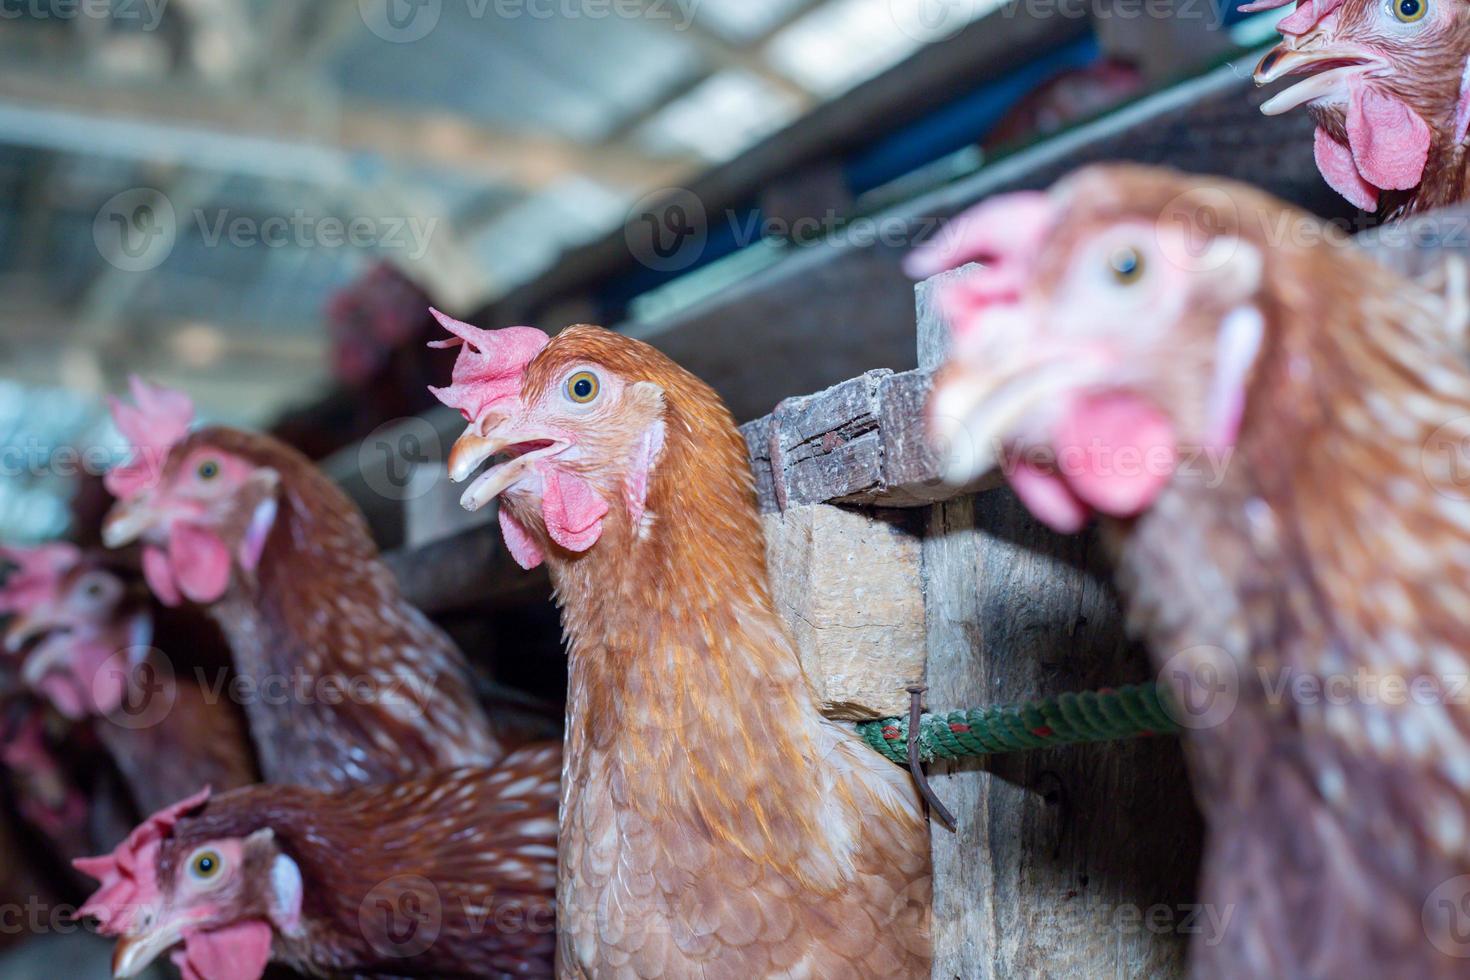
[856,684,1179,765]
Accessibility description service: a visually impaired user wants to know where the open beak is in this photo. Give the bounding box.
[929,355,1099,485]
[447,422,569,512]
[3,606,60,655]
[111,917,186,979]
[1253,43,1384,115]
[102,497,161,550]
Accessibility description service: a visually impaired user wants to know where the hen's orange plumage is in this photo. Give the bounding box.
[921,164,1470,976]
[433,318,932,978]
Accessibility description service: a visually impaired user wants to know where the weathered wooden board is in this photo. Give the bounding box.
[922,488,1202,979]
[741,369,998,514]
[762,504,927,720]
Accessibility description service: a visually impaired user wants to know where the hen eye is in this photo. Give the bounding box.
[1108,246,1145,285]
[196,460,221,481]
[566,371,600,405]
[1394,0,1426,20]
[189,849,223,881]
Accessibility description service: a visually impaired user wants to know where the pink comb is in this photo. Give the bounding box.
[74,786,211,935]
[104,377,195,502]
[426,309,550,421]
[1237,0,1345,33]
[904,192,1057,342]
[0,543,81,615]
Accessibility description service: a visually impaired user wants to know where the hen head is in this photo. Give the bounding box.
[429,311,702,571]
[101,379,280,608]
[0,544,149,719]
[1249,0,1470,210]
[909,165,1277,534]
[75,787,301,980]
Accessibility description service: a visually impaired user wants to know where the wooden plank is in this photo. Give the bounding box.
[921,488,1201,978]
[384,522,549,616]
[741,367,997,513]
[589,59,1340,424]
[762,504,927,720]
[487,9,1091,327]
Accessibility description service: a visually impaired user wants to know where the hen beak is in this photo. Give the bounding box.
[447,423,568,512]
[4,606,59,655]
[1253,45,1383,115]
[102,498,161,550]
[929,356,1099,485]
[112,918,185,979]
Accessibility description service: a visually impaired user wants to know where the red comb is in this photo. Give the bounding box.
[904,192,1057,342]
[1237,0,1344,33]
[0,543,80,615]
[104,377,195,501]
[74,787,211,935]
[426,309,550,421]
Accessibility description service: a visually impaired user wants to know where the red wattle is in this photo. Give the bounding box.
[175,920,273,980]
[1051,392,1178,519]
[142,545,182,607]
[170,524,233,604]
[541,468,608,554]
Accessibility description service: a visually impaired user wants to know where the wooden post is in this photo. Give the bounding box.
[916,273,1203,978]
[762,504,927,720]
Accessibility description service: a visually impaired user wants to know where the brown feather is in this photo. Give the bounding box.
[168,428,504,790]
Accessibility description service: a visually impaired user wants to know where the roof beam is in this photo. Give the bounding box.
[0,70,695,192]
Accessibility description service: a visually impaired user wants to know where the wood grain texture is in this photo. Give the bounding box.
[762,504,927,720]
[742,368,996,514]
[922,487,1202,980]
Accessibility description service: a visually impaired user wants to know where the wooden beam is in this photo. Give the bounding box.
[548,60,1336,424]
[487,8,1092,323]
[0,69,693,192]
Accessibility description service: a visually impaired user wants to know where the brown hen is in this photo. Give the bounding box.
[429,311,932,978]
[99,378,504,791]
[76,745,560,979]
[1,543,256,817]
[914,163,1470,976]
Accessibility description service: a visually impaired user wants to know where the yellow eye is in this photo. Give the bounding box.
[189,849,223,881]
[1109,246,1145,285]
[196,460,220,481]
[1394,0,1426,21]
[566,371,600,404]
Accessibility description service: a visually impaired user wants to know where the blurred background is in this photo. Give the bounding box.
[0,0,1313,548]
[0,0,1337,973]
